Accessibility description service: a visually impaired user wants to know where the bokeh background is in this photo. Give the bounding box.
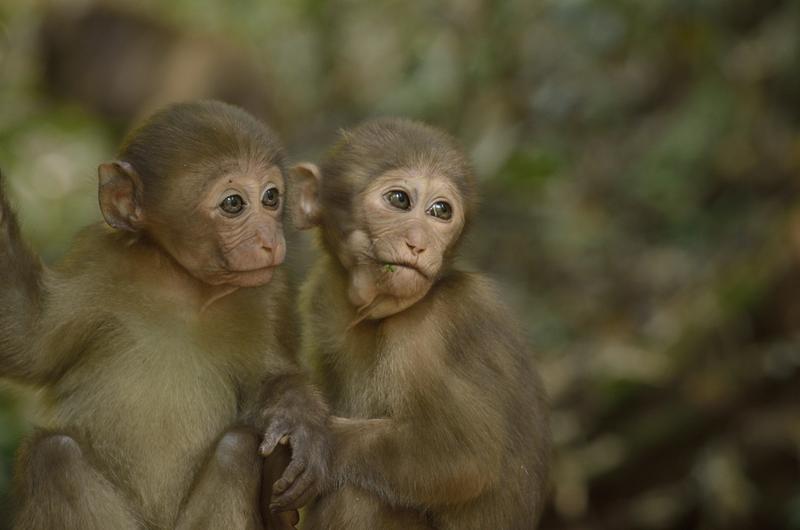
[1,0,799,528]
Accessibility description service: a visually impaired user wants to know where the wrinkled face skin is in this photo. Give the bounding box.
[156,164,287,288]
[340,167,465,320]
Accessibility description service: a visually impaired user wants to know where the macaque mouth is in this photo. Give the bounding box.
[230,264,279,274]
[379,261,428,279]
[216,264,279,288]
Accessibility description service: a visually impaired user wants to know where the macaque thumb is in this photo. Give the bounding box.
[260,434,291,455]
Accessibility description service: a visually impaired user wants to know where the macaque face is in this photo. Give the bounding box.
[98,100,290,291]
[342,167,466,318]
[160,164,287,288]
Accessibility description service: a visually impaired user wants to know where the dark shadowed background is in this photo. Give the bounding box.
[1,0,799,529]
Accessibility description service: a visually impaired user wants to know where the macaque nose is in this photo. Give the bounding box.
[405,226,427,256]
[406,241,426,256]
[257,230,275,256]
[256,227,286,266]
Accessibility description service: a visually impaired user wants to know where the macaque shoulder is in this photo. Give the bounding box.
[34,224,129,317]
[432,270,507,310]
[40,225,155,327]
[55,223,146,284]
[428,270,521,332]
[299,255,353,328]
[416,269,529,364]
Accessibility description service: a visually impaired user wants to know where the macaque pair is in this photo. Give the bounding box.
[0,101,550,530]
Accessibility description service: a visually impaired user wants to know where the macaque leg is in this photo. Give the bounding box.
[304,485,433,530]
[14,431,140,530]
[176,428,297,530]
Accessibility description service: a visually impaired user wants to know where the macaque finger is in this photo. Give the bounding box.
[270,470,315,511]
[260,420,291,456]
[260,436,283,457]
[272,458,306,494]
[283,479,318,512]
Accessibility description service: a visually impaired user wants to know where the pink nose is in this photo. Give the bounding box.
[405,226,427,256]
[260,232,286,266]
[406,241,426,256]
[257,227,276,254]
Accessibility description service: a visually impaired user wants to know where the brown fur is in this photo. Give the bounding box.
[294,118,551,530]
[0,102,328,529]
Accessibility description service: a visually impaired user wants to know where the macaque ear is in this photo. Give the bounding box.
[290,162,321,230]
[98,161,145,232]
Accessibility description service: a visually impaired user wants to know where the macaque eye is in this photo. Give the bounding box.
[427,201,452,220]
[262,186,280,209]
[220,194,245,215]
[384,190,411,210]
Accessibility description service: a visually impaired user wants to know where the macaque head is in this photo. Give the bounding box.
[98,100,287,288]
[293,118,476,320]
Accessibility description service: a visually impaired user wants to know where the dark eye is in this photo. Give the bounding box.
[262,186,280,209]
[428,201,452,220]
[384,190,411,210]
[220,194,245,215]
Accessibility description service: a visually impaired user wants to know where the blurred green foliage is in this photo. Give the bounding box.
[1,0,799,528]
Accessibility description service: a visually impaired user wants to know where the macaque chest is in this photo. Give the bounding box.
[45,317,248,525]
[333,331,414,419]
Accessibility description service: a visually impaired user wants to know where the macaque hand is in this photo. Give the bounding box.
[260,413,330,512]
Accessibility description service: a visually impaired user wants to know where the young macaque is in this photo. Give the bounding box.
[290,118,551,529]
[0,101,329,530]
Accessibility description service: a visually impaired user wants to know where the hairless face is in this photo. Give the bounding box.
[345,166,466,314]
[146,161,287,288]
[292,118,476,320]
[97,101,287,289]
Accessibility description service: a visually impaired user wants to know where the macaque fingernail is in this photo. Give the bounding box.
[279,435,290,445]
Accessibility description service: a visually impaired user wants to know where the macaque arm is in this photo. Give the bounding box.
[329,412,502,508]
[0,179,99,385]
[0,177,49,382]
